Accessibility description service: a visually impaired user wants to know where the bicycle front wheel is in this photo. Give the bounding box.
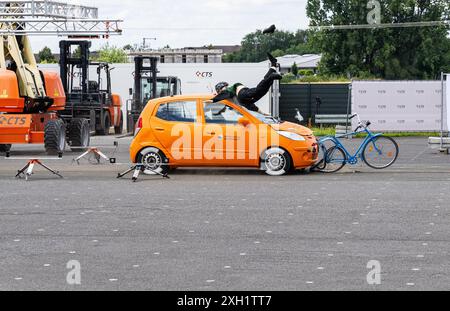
[318,146,347,173]
[363,136,399,169]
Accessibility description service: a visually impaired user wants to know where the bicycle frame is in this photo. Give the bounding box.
[318,124,383,166]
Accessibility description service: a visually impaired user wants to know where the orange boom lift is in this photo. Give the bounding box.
[0,1,122,154]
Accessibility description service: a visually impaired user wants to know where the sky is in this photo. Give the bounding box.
[29,0,310,52]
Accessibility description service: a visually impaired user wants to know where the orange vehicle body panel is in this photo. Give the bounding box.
[130,94,318,169]
[0,69,24,113]
[0,113,58,144]
[42,71,66,111]
[0,69,65,145]
[109,93,122,127]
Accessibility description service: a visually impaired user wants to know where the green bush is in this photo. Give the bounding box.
[298,69,314,76]
[281,73,297,83]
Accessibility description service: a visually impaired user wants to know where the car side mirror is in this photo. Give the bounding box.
[238,117,251,127]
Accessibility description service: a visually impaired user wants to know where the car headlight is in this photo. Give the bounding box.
[277,131,306,141]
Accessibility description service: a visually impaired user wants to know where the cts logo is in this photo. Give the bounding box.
[196,71,213,78]
[0,115,28,126]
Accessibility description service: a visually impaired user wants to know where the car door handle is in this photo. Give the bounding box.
[206,132,216,135]
[154,127,165,131]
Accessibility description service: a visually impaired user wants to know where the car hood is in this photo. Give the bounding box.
[271,122,314,137]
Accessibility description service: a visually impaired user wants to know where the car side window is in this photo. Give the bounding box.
[203,102,243,124]
[156,101,197,123]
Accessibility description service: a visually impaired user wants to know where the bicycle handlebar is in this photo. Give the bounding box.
[350,113,372,132]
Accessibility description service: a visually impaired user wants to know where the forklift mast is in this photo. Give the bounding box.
[133,56,158,114]
[59,40,91,95]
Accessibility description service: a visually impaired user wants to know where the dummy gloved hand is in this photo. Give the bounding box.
[212,90,234,103]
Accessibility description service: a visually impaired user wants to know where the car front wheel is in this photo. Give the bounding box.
[136,147,170,176]
[261,147,291,176]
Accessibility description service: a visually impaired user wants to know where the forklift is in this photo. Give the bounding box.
[127,56,181,132]
[59,40,123,138]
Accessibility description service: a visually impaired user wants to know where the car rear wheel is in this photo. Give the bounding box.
[261,147,291,176]
[136,147,170,176]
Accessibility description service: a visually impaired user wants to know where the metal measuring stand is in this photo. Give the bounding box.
[117,164,170,182]
[72,142,118,165]
[6,152,64,181]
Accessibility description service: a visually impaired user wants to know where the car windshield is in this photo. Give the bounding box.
[246,110,281,125]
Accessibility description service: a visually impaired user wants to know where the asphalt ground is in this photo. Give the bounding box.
[0,136,449,291]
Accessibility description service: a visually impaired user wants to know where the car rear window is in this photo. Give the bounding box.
[156,101,197,123]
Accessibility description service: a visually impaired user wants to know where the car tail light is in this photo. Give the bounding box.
[134,117,143,137]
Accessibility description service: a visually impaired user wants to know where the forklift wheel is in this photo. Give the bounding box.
[0,144,12,153]
[69,118,90,150]
[45,120,66,155]
[114,111,124,135]
[96,112,111,136]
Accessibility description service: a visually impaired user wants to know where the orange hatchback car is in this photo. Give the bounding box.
[130,94,318,176]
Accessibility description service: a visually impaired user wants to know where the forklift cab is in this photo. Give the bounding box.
[141,76,181,103]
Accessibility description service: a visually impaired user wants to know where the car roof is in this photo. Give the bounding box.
[149,94,215,104]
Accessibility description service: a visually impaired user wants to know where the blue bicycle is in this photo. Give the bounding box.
[313,114,399,173]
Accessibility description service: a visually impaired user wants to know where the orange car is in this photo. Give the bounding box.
[130,94,318,176]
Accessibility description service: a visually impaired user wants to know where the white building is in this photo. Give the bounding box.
[127,48,224,64]
[260,54,322,74]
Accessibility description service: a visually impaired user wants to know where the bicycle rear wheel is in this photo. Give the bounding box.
[363,136,399,169]
[316,146,347,173]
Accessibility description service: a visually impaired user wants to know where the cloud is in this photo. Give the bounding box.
[30,0,309,52]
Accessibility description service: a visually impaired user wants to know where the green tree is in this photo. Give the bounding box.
[38,47,57,63]
[306,0,450,79]
[291,62,299,76]
[123,44,134,51]
[94,44,129,63]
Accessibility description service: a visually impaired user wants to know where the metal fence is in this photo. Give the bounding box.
[279,83,351,124]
